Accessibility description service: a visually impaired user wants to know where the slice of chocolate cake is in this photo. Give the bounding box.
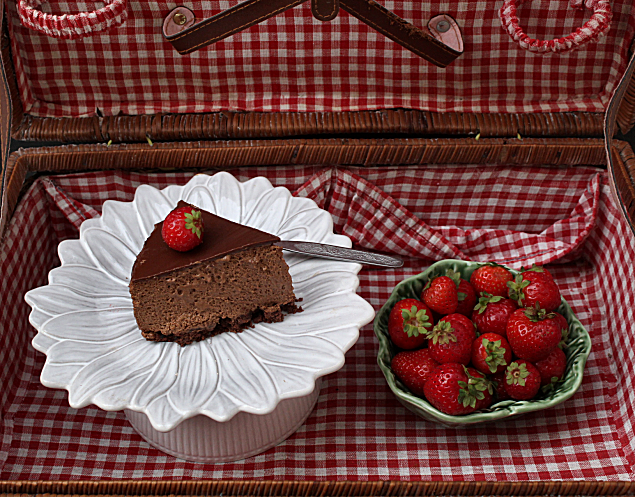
[129,203,300,346]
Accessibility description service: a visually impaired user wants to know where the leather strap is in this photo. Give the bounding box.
[164,0,306,55]
[338,0,461,67]
[163,0,463,68]
[604,47,635,236]
[0,0,14,237]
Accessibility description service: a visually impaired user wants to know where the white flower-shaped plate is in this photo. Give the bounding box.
[25,172,375,432]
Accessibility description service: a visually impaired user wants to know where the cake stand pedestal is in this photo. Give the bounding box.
[125,379,322,463]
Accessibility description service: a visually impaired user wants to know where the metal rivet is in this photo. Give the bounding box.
[173,12,187,25]
[436,20,451,33]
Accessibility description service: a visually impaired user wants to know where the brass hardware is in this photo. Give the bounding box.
[173,12,187,25]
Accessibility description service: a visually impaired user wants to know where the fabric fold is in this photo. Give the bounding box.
[295,168,599,269]
[295,168,465,262]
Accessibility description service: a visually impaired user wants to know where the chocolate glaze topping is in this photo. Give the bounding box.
[131,202,280,281]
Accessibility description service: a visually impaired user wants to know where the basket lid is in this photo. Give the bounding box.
[1,1,635,236]
[2,0,635,143]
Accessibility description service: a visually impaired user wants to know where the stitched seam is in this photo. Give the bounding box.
[169,0,305,46]
[339,1,457,65]
[343,3,453,62]
[312,0,338,21]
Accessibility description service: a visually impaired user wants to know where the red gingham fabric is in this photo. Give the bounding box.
[17,0,128,40]
[1,164,634,480]
[5,1,635,118]
[499,0,612,54]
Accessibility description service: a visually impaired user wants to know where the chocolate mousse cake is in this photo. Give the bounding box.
[129,203,300,346]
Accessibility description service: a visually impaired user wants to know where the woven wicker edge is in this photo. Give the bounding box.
[608,140,635,228]
[617,60,635,134]
[1,480,635,496]
[13,108,609,142]
[0,136,609,240]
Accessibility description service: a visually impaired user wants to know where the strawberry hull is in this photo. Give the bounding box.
[374,259,591,428]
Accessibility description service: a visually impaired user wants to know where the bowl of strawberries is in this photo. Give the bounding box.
[374,259,591,427]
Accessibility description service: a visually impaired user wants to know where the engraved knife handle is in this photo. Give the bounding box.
[276,240,403,268]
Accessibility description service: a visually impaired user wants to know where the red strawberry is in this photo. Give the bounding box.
[523,264,555,282]
[387,299,433,350]
[423,363,493,415]
[391,349,440,397]
[446,312,476,332]
[504,360,541,400]
[443,269,477,317]
[534,347,567,389]
[161,205,204,252]
[456,279,478,317]
[469,263,513,298]
[422,276,458,315]
[506,307,561,362]
[508,267,561,312]
[427,313,476,365]
[471,293,518,337]
[491,372,511,401]
[552,311,569,347]
[471,332,513,375]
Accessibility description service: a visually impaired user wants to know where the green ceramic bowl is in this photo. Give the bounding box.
[374,259,592,427]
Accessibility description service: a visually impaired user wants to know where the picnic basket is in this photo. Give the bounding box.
[2,0,635,494]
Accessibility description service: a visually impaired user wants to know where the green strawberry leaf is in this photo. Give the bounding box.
[523,264,545,274]
[402,305,432,337]
[540,376,562,395]
[457,383,478,408]
[474,292,503,314]
[523,304,550,322]
[428,320,457,345]
[482,338,508,373]
[506,362,530,386]
[184,209,203,239]
[445,269,462,288]
[507,274,530,303]
[458,369,493,408]
[466,368,494,395]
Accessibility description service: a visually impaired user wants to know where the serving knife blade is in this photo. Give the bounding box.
[275,240,403,268]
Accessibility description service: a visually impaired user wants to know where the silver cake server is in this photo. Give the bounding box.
[275,240,403,268]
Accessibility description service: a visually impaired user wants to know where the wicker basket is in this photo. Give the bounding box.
[2,1,635,494]
[1,137,635,493]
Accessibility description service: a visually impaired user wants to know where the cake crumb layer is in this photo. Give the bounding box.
[140,301,302,346]
[130,244,299,344]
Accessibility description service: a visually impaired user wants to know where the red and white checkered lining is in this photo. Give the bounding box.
[5,1,635,118]
[1,164,634,480]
